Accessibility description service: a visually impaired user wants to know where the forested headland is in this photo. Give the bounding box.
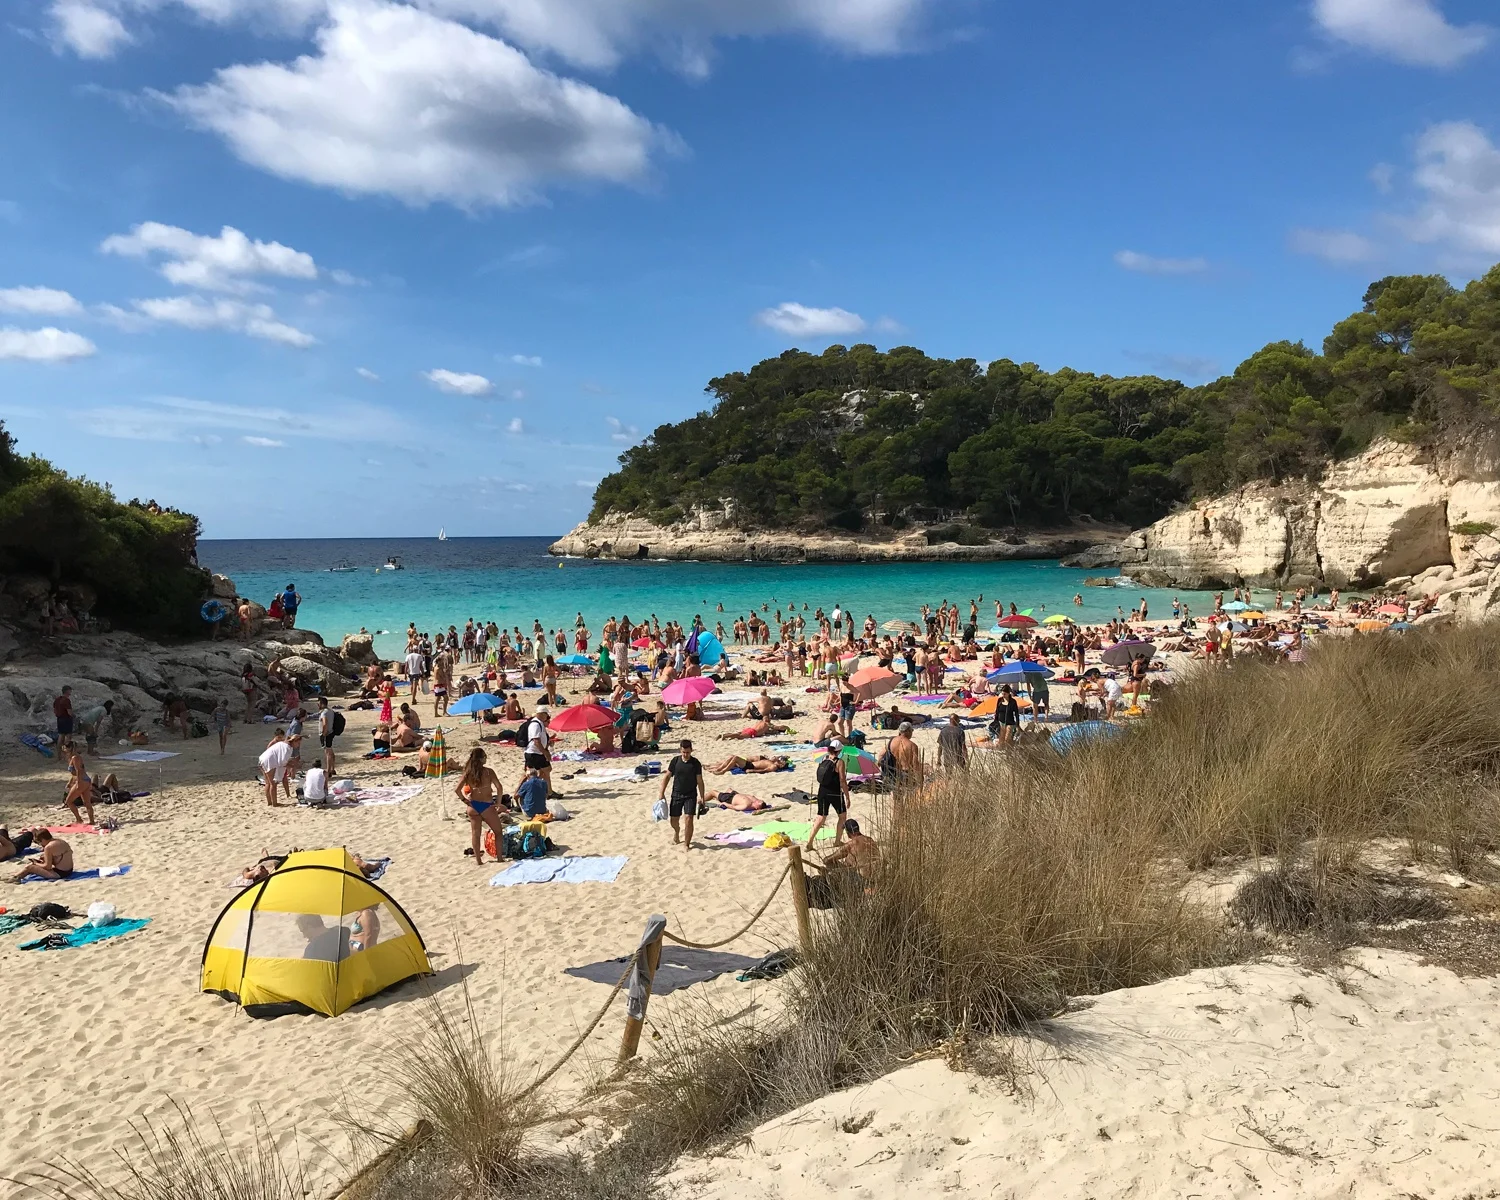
[590,267,1500,536]
[0,421,210,636]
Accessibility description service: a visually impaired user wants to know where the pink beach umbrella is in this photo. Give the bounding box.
[661,676,717,706]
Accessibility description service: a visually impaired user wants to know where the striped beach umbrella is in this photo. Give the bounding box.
[425,727,447,777]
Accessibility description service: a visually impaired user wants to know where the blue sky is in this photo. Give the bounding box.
[1,0,1497,538]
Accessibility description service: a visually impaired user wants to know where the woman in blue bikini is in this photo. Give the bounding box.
[455,747,508,866]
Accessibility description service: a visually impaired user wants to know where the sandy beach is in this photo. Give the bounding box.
[6,629,1494,1199]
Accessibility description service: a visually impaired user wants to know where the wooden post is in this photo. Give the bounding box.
[787,845,813,956]
[617,923,664,1065]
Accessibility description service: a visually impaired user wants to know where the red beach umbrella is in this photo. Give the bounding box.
[549,704,617,733]
[997,614,1039,629]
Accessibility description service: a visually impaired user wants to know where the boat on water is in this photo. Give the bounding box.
[382,555,405,571]
[329,560,359,573]
[438,528,447,542]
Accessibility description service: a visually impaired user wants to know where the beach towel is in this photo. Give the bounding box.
[565,946,760,996]
[905,694,949,704]
[0,914,31,935]
[340,785,423,807]
[751,820,834,842]
[20,733,55,757]
[101,749,180,762]
[489,855,628,886]
[20,917,150,951]
[359,856,392,882]
[48,824,102,836]
[571,768,642,783]
[707,830,768,847]
[766,743,818,755]
[18,864,131,883]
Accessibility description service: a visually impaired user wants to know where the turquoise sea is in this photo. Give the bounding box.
[201,537,1225,660]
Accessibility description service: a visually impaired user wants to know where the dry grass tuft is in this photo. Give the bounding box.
[12,1102,307,1200]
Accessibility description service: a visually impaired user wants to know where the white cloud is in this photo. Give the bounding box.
[356,366,380,381]
[242,435,286,447]
[165,1,672,209]
[1370,162,1396,194]
[1404,121,1500,255]
[1113,250,1210,276]
[424,0,935,74]
[1312,0,1490,67]
[755,302,866,337]
[506,417,525,434]
[574,479,598,489]
[605,415,640,444]
[49,1,133,57]
[73,394,409,445]
[0,286,84,316]
[101,222,318,293]
[510,353,543,366]
[0,326,97,362]
[1288,227,1378,263]
[425,368,493,395]
[129,295,316,346]
[504,481,533,492]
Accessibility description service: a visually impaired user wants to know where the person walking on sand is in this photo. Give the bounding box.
[456,748,507,866]
[806,741,850,849]
[660,739,705,851]
[63,744,95,827]
[213,698,231,754]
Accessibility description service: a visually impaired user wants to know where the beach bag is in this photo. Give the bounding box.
[651,799,667,822]
[28,902,71,922]
[331,711,347,737]
[86,902,117,928]
[503,829,547,859]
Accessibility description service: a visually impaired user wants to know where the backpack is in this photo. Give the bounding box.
[503,829,548,859]
[330,711,346,737]
[515,716,534,748]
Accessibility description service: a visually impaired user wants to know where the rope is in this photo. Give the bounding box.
[661,861,793,950]
[516,951,637,1101]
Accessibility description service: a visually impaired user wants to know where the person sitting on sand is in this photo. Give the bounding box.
[812,818,880,897]
[502,693,524,720]
[724,715,789,741]
[588,671,613,695]
[742,689,774,721]
[708,754,791,775]
[515,766,551,821]
[0,826,37,861]
[456,748,507,866]
[11,829,72,882]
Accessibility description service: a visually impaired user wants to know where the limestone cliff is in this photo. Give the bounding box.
[548,513,1123,564]
[1069,436,1500,615]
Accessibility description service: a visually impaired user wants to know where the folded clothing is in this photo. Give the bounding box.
[18,864,132,883]
[21,917,150,951]
[490,855,628,886]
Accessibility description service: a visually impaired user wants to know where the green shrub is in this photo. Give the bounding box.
[1452,520,1496,537]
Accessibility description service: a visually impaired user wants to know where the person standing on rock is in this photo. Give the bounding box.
[280,583,301,629]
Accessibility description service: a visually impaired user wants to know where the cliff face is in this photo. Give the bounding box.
[1076,436,1500,615]
[548,513,1123,564]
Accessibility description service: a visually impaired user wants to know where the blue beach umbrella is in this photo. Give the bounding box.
[1050,721,1126,755]
[447,692,501,715]
[988,662,1055,684]
[1221,601,1249,613]
[556,653,594,666]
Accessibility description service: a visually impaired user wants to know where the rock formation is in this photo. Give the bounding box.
[1068,436,1500,619]
[549,513,1122,563]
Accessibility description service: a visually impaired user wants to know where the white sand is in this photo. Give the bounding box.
[660,949,1500,1198]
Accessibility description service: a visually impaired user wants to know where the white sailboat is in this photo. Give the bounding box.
[438,527,447,542]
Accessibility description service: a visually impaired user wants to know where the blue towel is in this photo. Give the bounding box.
[490,856,628,887]
[19,733,53,758]
[17,864,132,884]
[361,857,392,882]
[21,917,150,951]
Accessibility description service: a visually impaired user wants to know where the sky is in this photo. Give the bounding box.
[0,0,1497,539]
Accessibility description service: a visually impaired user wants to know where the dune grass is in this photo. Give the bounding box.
[28,624,1500,1199]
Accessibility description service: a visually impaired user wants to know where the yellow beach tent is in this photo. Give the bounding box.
[201,848,431,1017]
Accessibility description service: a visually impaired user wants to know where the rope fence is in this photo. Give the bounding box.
[327,849,812,1200]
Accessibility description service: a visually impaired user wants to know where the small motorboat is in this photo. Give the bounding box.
[329,560,359,573]
[382,555,404,571]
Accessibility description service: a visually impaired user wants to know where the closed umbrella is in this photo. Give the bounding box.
[549,703,617,732]
[424,727,447,777]
[1101,642,1155,667]
[661,676,716,706]
[848,665,899,701]
[447,692,501,715]
[997,614,1038,629]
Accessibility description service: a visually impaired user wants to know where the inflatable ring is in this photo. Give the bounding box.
[201,599,229,623]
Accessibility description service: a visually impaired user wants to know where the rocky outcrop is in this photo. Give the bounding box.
[1072,438,1500,597]
[549,514,1124,564]
[340,633,379,666]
